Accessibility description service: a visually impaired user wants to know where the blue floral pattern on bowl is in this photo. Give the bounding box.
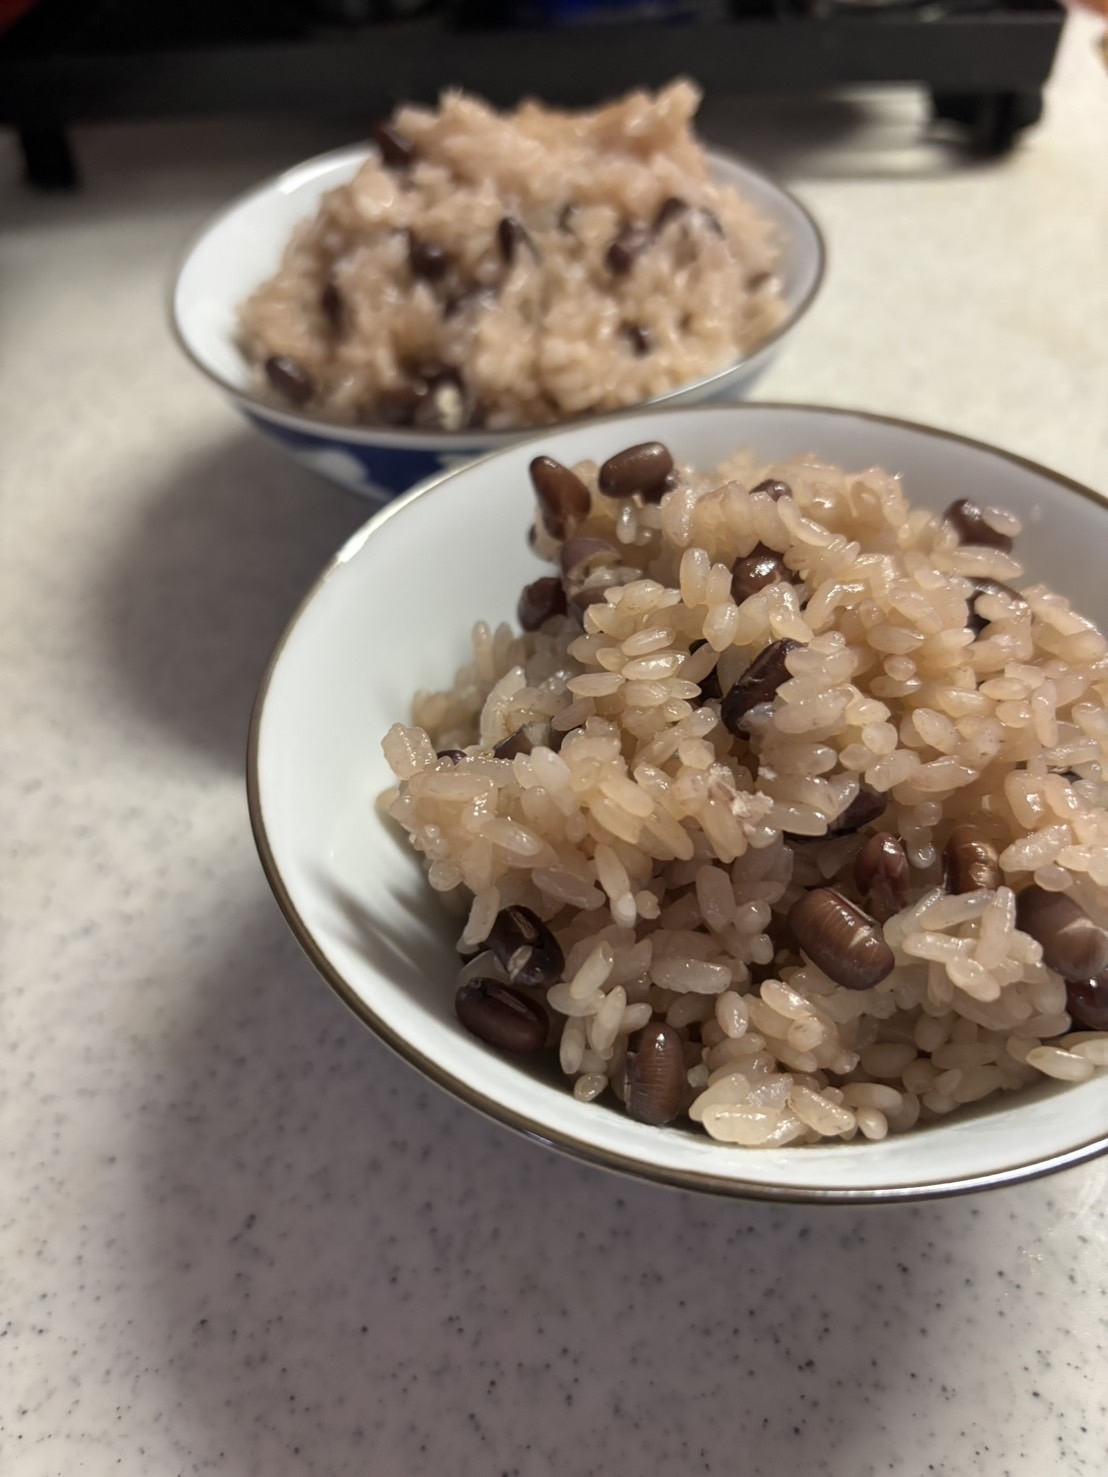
[246,414,461,499]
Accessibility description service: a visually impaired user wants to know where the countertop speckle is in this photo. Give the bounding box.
[4,16,1108,1475]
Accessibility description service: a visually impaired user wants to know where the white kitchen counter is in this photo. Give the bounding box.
[3,14,1107,1475]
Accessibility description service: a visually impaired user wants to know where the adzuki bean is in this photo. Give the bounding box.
[485,906,564,988]
[606,224,651,276]
[943,825,1001,894]
[652,196,688,232]
[785,784,886,845]
[264,354,313,405]
[829,784,886,837]
[455,979,548,1054]
[1065,973,1108,1032]
[373,121,416,168]
[730,543,787,603]
[720,639,799,737]
[1016,886,1108,980]
[854,833,910,917]
[689,639,721,702]
[529,456,591,540]
[966,578,1027,636]
[598,442,674,499]
[518,576,567,631]
[407,232,450,282]
[497,215,537,266]
[320,281,343,330]
[624,1022,686,1126]
[788,888,895,992]
[493,722,551,761]
[944,498,1013,553]
[749,478,791,500]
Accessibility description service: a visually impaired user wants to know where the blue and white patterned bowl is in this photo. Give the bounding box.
[171,142,824,502]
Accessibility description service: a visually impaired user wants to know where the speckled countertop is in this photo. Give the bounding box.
[4,15,1108,1475]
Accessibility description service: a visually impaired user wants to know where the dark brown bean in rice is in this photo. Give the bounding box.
[382,444,1108,1145]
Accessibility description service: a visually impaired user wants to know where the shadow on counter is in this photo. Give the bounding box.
[95,429,367,772]
[130,881,1019,1477]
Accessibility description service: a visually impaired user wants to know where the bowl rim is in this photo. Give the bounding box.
[247,401,1108,1203]
[168,138,827,449]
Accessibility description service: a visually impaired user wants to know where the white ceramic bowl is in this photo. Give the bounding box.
[248,403,1108,1201]
[171,143,823,500]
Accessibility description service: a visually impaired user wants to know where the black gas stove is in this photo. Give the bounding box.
[0,0,1067,186]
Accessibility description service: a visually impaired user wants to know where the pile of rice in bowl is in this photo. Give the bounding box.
[238,82,784,431]
[382,442,1108,1147]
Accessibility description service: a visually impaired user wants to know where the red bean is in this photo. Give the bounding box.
[944,499,1013,553]
[833,784,887,837]
[854,833,911,917]
[264,355,313,406]
[455,979,548,1054]
[518,576,567,631]
[750,479,791,500]
[624,1023,686,1126]
[1065,974,1108,1032]
[1016,887,1108,979]
[606,225,651,276]
[785,785,886,845]
[720,639,799,737]
[497,215,537,266]
[407,232,450,282]
[788,888,895,991]
[529,456,591,541]
[966,578,1027,636]
[943,825,1001,893]
[598,442,674,499]
[492,722,551,761]
[652,196,688,232]
[730,543,787,603]
[320,281,343,330]
[373,121,416,168]
[485,906,564,988]
[689,640,721,703]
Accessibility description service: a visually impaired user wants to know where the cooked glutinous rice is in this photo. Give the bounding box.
[382,443,1108,1146]
[238,82,784,431]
